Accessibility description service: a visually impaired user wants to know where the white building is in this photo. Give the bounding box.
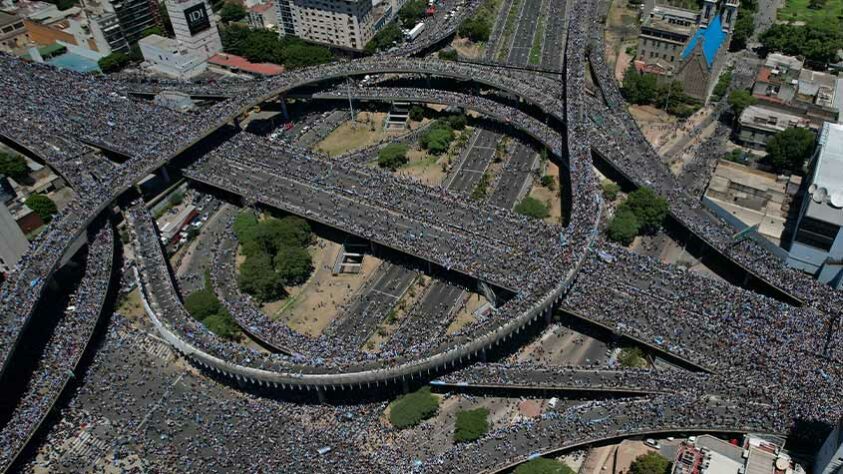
[248,2,276,29]
[138,34,208,79]
[275,0,375,50]
[165,0,222,60]
[787,122,843,287]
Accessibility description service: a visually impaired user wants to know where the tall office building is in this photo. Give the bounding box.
[86,0,160,54]
[275,0,375,51]
[787,122,843,287]
[165,0,222,60]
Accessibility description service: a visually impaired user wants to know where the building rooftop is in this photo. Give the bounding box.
[139,33,180,50]
[739,105,811,134]
[249,2,273,14]
[810,122,843,209]
[681,14,726,67]
[208,52,284,76]
[765,53,804,72]
[0,11,20,26]
[798,69,837,108]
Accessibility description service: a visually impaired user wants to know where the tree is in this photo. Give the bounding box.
[233,210,259,241]
[515,196,550,219]
[184,289,223,321]
[540,175,556,190]
[729,12,754,51]
[203,311,239,339]
[274,245,313,285]
[0,153,29,182]
[727,90,756,119]
[140,26,165,39]
[458,16,491,42]
[766,127,816,173]
[514,458,576,474]
[220,2,247,23]
[621,63,657,105]
[98,52,130,73]
[630,452,671,474]
[454,408,490,442]
[438,49,458,60]
[409,105,425,121]
[759,21,843,64]
[398,0,426,28]
[607,208,640,245]
[238,252,286,302]
[602,181,620,201]
[378,143,410,170]
[365,22,402,54]
[169,191,184,206]
[809,0,827,8]
[25,194,57,223]
[420,121,455,155]
[618,346,647,368]
[389,387,439,428]
[623,187,668,234]
[447,114,467,131]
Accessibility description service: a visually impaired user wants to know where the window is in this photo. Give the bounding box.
[795,216,840,251]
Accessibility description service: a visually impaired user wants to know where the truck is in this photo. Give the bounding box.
[406,22,425,41]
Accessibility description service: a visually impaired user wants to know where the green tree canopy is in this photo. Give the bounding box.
[458,16,491,42]
[607,208,640,245]
[409,105,425,121]
[515,196,550,219]
[203,311,239,339]
[602,181,620,201]
[618,346,648,368]
[621,64,658,105]
[220,2,247,22]
[623,187,668,233]
[365,22,403,54]
[378,143,410,170]
[220,26,333,68]
[389,387,439,428]
[541,175,556,190]
[759,20,843,64]
[454,407,490,442]
[438,49,458,60]
[398,0,426,28]
[727,90,756,119]
[184,289,223,321]
[630,452,671,474]
[448,114,467,131]
[98,52,130,73]
[274,245,313,285]
[25,194,58,223]
[514,458,576,474]
[766,127,816,174]
[420,121,455,155]
[0,153,29,181]
[233,210,259,241]
[238,252,286,302]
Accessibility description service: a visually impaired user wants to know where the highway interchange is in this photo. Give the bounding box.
[1,0,841,472]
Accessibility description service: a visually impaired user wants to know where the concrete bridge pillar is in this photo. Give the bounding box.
[479,348,487,363]
[544,308,553,324]
[160,166,171,184]
[316,388,326,403]
[279,94,290,122]
[402,378,410,394]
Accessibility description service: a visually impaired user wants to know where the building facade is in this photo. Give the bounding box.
[165,0,222,60]
[0,192,29,276]
[0,12,29,53]
[787,122,843,287]
[274,0,375,50]
[248,2,277,29]
[138,33,207,78]
[737,105,813,149]
[636,0,736,103]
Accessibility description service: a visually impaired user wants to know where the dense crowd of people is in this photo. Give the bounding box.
[4,0,843,471]
[0,225,113,472]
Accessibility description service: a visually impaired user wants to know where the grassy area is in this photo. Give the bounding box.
[388,387,440,428]
[454,407,490,442]
[496,0,524,61]
[315,112,388,156]
[778,0,843,23]
[515,458,576,474]
[116,288,146,318]
[618,346,648,368]
[528,14,547,65]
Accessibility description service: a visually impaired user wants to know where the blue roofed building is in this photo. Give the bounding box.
[635,0,738,103]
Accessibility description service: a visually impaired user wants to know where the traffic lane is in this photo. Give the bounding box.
[489,144,536,210]
[507,0,543,67]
